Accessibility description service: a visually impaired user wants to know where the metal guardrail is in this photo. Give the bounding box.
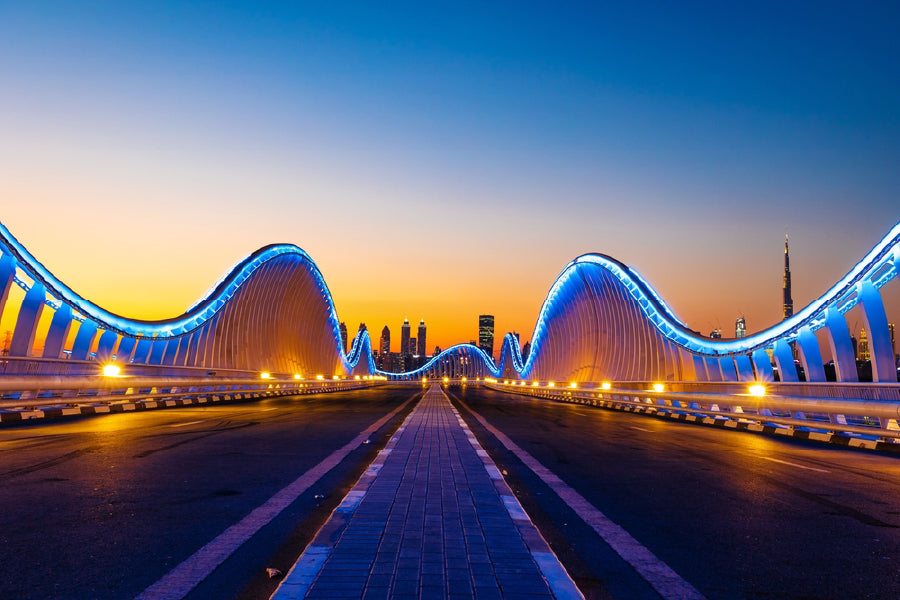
[486,381,900,441]
[0,356,264,378]
[0,376,382,411]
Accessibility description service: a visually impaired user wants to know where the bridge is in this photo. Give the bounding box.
[0,219,898,600]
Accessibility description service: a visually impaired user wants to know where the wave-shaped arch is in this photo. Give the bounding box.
[0,221,371,376]
[1,219,897,383]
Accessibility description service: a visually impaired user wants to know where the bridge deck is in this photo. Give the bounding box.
[271,384,580,600]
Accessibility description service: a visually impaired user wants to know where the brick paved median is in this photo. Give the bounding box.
[271,384,581,600]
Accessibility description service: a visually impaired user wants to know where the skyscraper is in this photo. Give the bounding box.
[339,322,348,354]
[380,326,391,356]
[417,319,427,358]
[859,328,870,361]
[783,234,794,320]
[400,318,410,358]
[478,315,495,358]
[409,337,417,356]
[735,317,746,339]
[522,341,531,361]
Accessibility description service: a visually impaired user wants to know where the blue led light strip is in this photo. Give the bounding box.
[1,219,897,376]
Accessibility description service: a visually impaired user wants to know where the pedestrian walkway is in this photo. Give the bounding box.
[271,384,582,600]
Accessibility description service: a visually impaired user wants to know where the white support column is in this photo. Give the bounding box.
[162,338,180,365]
[679,348,698,380]
[692,354,708,381]
[797,326,826,382]
[703,356,723,381]
[773,339,798,382]
[734,354,755,381]
[9,282,46,356]
[751,349,774,381]
[116,337,136,363]
[823,307,858,382]
[132,339,152,364]
[857,281,896,382]
[719,357,738,381]
[42,303,73,358]
[148,339,167,364]
[96,330,118,361]
[70,320,99,360]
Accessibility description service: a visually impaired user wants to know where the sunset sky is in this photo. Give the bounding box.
[2,2,898,353]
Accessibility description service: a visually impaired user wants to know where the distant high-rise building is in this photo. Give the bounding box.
[417,319,427,358]
[380,326,391,356]
[433,345,441,356]
[339,322,348,354]
[735,317,746,339]
[522,341,531,361]
[400,318,410,357]
[859,328,870,361]
[783,234,794,320]
[478,315,495,358]
[709,329,722,339]
[409,337,417,356]
[851,335,859,361]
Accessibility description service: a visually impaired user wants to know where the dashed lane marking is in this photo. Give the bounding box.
[758,456,830,473]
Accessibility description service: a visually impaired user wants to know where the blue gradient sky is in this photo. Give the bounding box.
[1,2,898,351]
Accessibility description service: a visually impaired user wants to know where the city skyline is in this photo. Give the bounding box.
[2,3,898,352]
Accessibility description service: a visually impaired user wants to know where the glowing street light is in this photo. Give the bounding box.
[748,384,767,397]
[293,374,302,380]
[600,381,612,390]
[102,364,121,377]
[652,383,665,393]
[569,381,578,388]
[260,372,271,379]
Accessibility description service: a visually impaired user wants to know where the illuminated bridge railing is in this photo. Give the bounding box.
[486,380,900,443]
[1,218,898,394]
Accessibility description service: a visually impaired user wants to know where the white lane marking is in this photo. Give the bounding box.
[461,400,707,600]
[630,426,653,432]
[167,420,205,428]
[758,456,830,473]
[134,396,415,600]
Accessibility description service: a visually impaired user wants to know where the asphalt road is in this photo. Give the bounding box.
[1,384,897,600]
[0,386,419,600]
[449,385,900,600]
